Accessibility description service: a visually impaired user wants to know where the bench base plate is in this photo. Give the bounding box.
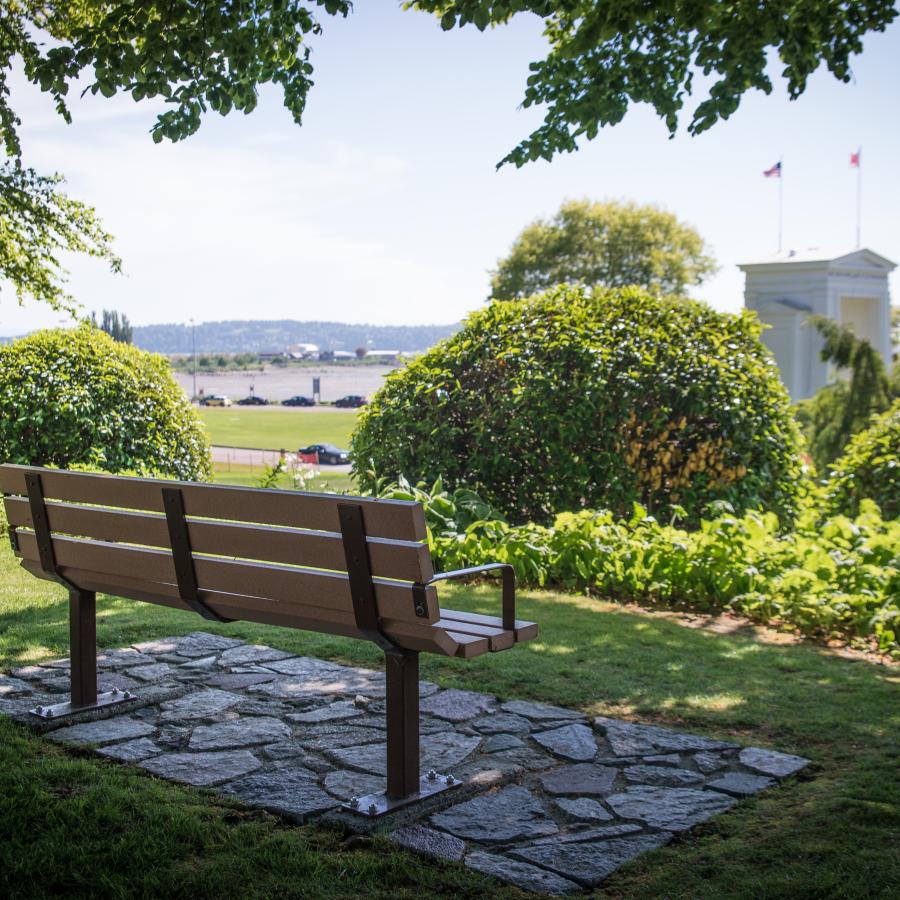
[343,772,461,817]
[29,689,138,721]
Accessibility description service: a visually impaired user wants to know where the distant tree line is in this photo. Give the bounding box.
[132,321,460,355]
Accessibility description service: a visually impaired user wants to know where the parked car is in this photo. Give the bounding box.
[334,395,367,408]
[282,395,315,407]
[236,395,268,406]
[200,395,232,407]
[298,443,350,465]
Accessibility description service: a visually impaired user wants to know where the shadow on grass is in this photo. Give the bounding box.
[1,572,898,899]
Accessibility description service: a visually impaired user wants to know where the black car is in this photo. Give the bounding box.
[334,395,367,408]
[236,395,268,406]
[298,443,350,465]
[283,395,315,407]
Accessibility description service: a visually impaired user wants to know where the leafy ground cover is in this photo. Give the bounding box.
[379,480,900,656]
[1,537,897,898]
[199,408,357,450]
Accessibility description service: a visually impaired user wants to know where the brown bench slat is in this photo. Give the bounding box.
[433,617,514,652]
[4,498,434,584]
[0,465,426,542]
[18,561,475,658]
[441,608,539,643]
[13,532,439,623]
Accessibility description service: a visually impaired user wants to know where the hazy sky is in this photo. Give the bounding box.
[3,3,899,336]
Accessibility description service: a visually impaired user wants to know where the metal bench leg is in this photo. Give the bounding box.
[29,588,137,721]
[70,589,98,708]
[386,648,420,800]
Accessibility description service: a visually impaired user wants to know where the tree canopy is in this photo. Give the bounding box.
[413,0,898,167]
[1,1,895,310]
[490,199,715,300]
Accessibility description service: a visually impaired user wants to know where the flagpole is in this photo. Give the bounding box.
[855,147,862,247]
[778,157,783,253]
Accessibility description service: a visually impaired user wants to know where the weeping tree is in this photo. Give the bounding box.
[797,316,892,471]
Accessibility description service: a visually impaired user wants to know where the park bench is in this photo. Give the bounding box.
[0,463,537,815]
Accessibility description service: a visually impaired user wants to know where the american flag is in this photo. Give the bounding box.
[850,149,861,167]
[763,161,782,178]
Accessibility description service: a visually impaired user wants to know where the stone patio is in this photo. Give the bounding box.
[0,633,810,894]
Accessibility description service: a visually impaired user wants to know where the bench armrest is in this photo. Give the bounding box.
[425,564,516,631]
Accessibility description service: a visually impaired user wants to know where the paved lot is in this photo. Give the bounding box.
[3,635,810,894]
[176,365,394,403]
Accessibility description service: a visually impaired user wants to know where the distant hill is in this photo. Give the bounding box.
[132,320,460,354]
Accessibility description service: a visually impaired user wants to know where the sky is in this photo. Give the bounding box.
[2,3,899,336]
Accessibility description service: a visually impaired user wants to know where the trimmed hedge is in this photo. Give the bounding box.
[352,286,804,524]
[0,325,211,480]
[827,400,900,519]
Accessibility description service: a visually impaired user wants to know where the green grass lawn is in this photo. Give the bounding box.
[199,408,358,450]
[1,536,898,898]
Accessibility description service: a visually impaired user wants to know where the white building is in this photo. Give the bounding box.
[739,248,895,401]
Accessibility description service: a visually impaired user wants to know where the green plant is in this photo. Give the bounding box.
[353,285,804,525]
[826,400,900,520]
[373,478,899,654]
[0,325,211,480]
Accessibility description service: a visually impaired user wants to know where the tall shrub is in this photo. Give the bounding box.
[0,325,211,480]
[352,286,803,524]
[826,400,900,519]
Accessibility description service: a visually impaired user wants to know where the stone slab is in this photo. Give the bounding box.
[128,663,174,682]
[159,689,243,722]
[142,750,261,786]
[49,716,156,746]
[0,676,32,696]
[539,764,619,797]
[389,825,467,862]
[533,723,598,762]
[203,673,278,690]
[97,738,162,762]
[707,772,777,797]
[419,688,496,723]
[501,700,584,722]
[472,712,532,734]
[595,717,738,755]
[218,645,295,667]
[624,764,705,787]
[223,767,335,822]
[431,785,558,843]
[286,701,363,724]
[607,785,735,831]
[511,832,673,887]
[739,747,809,778]
[554,797,615,823]
[189,716,291,750]
[483,734,525,753]
[465,851,580,895]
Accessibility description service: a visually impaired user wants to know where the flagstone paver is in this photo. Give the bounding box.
[3,632,810,893]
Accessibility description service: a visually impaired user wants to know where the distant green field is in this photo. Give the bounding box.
[199,408,357,449]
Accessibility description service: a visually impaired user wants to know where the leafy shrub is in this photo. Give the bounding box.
[378,478,899,654]
[353,286,804,525]
[0,325,211,480]
[826,400,900,519]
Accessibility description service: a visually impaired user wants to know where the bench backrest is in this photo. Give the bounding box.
[0,464,457,654]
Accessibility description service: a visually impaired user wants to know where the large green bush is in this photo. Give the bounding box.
[0,325,211,480]
[353,286,804,524]
[826,400,900,519]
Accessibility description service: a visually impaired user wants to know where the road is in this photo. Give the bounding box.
[211,445,353,474]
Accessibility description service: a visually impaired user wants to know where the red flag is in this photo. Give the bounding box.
[763,161,782,178]
[850,149,861,167]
